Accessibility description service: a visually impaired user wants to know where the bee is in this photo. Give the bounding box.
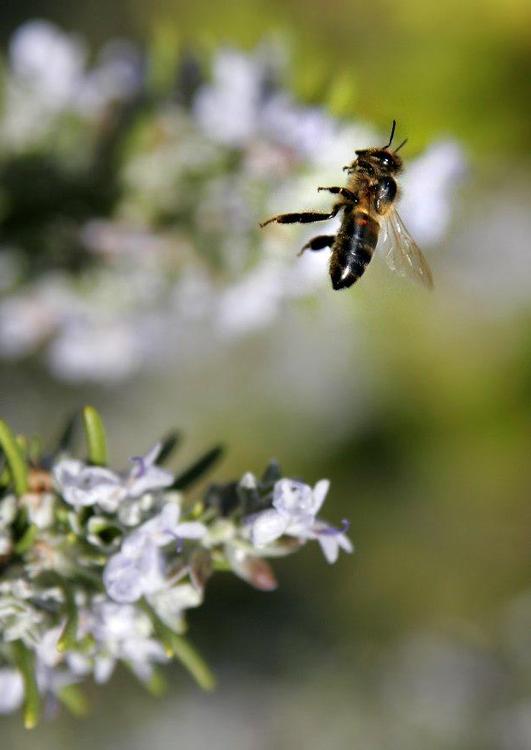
[259,120,433,290]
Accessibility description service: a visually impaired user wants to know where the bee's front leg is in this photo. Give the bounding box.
[259,203,343,228]
[297,234,336,256]
[317,187,357,203]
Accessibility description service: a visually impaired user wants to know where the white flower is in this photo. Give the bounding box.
[123,445,174,499]
[400,141,466,246]
[47,320,144,383]
[127,502,207,547]
[90,600,167,683]
[147,583,202,632]
[53,444,174,512]
[103,536,165,603]
[9,20,86,111]
[250,477,352,563]
[53,459,125,512]
[0,668,24,714]
[295,519,353,564]
[0,293,59,358]
[261,93,339,161]
[250,478,328,545]
[193,49,263,146]
[104,501,206,604]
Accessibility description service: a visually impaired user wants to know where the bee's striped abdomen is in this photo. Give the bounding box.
[329,209,379,290]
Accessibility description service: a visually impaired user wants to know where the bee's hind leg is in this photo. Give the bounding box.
[259,203,343,228]
[297,234,336,257]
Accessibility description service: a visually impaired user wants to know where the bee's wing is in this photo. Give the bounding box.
[379,209,434,289]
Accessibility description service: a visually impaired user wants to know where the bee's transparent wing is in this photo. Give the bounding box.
[379,209,434,289]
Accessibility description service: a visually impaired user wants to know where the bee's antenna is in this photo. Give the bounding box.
[394,138,408,153]
[382,119,396,149]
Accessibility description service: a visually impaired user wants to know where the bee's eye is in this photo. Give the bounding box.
[375,152,394,169]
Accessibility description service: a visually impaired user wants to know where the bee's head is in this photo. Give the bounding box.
[343,120,407,176]
[354,148,403,174]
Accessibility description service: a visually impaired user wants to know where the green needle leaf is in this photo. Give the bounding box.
[156,430,182,465]
[82,406,108,466]
[172,445,224,491]
[57,685,89,717]
[54,411,80,456]
[12,641,41,729]
[141,604,215,690]
[14,524,38,555]
[0,420,28,496]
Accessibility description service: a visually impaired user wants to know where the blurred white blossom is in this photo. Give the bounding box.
[0,22,465,383]
[0,668,24,713]
[400,141,466,245]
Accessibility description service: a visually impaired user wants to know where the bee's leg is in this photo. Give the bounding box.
[297,234,335,257]
[317,187,357,203]
[371,177,397,215]
[259,203,342,228]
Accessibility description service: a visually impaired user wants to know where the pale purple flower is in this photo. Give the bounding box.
[54,444,174,513]
[250,478,352,563]
[124,446,174,499]
[294,518,353,564]
[250,478,328,545]
[103,498,205,604]
[53,459,125,512]
[90,600,167,683]
[128,501,207,547]
[103,536,165,603]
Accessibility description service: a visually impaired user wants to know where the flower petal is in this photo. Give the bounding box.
[251,509,289,546]
[338,533,354,554]
[103,554,144,603]
[317,534,339,564]
[312,479,330,514]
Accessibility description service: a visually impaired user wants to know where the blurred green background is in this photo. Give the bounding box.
[1,0,530,748]
[1,0,530,157]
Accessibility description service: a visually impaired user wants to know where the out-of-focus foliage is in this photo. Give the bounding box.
[0,1,529,749]
[2,0,528,157]
[0,21,464,382]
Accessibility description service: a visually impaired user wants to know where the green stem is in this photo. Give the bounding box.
[170,634,216,691]
[82,406,108,466]
[12,641,41,729]
[0,420,28,496]
[140,603,216,690]
[57,588,79,653]
[145,667,168,697]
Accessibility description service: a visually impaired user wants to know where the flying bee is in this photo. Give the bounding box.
[259,120,433,290]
